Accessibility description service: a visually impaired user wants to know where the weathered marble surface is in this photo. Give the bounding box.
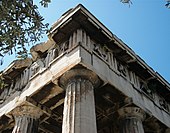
[12,105,43,133]
[60,68,100,133]
[118,107,145,133]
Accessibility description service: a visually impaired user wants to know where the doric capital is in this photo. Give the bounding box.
[59,68,100,88]
[12,105,43,119]
[118,107,146,121]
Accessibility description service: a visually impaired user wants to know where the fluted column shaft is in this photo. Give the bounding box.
[60,68,100,133]
[118,107,145,133]
[12,105,43,133]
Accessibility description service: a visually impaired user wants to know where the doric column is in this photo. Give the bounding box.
[12,105,43,133]
[118,107,146,133]
[59,68,100,133]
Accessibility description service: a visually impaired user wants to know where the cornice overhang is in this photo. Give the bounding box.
[48,4,113,44]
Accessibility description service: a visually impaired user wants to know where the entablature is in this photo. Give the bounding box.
[1,28,169,121]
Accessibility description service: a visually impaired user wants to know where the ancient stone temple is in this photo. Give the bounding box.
[0,4,170,133]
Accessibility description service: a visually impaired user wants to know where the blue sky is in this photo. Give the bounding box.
[1,0,170,83]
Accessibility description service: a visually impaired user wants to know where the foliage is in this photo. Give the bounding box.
[165,0,170,8]
[120,0,132,7]
[0,0,169,66]
[0,73,8,90]
[40,0,51,7]
[120,0,170,8]
[0,0,50,65]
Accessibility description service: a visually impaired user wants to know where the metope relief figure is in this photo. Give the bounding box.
[93,43,109,61]
[58,41,69,55]
[139,81,153,98]
[159,96,169,111]
[117,62,127,77]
